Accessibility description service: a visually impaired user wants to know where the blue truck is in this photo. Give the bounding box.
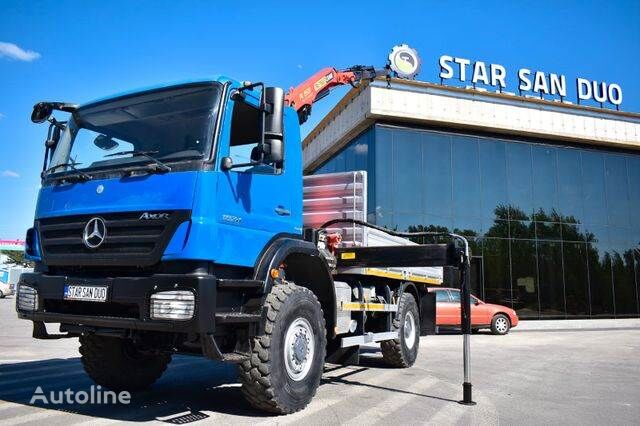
[17,71,471,413]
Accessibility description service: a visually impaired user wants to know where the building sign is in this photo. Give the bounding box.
[438,55,623,108]
[388,44,421,80]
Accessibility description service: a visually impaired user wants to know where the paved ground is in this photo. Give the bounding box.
[1,297,639,425]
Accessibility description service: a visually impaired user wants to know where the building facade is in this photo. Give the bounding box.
[303,80,640,319]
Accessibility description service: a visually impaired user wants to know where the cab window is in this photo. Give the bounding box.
[449,290,461,303]
[228,93,279,174]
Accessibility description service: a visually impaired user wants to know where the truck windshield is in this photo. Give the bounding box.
[47,83,222,176]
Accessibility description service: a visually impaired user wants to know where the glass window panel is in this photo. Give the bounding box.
[453,217,482,238]
[484,218,509,238]
[506,143,533,220]
[479,140,508,220]
[536,222,562,240]
[532,146,558,221]
[584,224,609,245]
[562,223,586,242]
[537,241,565,318]
[449,290,461,302]
[396,213,427,244]
[452,136,481,218]
[423,214,453,244]
[471,256,484,298]
[628,157,640,231]
[374,126,394,216]
[587,242,614,317]
[605,154,630,227]
[423,132,452,218]
[557,148,583,223]
[393,129,422,213]
[611,242,638,316]
[563,242,590,317]
[482,238,511,308]
[581,151,606,225]
[511,240,539,318]
[510,220,535,240]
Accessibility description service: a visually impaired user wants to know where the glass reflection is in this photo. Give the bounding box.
[312,124,640,318]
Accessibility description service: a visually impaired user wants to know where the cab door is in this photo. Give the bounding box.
[212,86,301,267]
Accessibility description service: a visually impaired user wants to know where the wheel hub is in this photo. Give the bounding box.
[284,317,315,381]
[403,311,416,349]
[292,332,308,364]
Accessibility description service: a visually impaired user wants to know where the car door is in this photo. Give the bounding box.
[449,290,486,326]
[435,289,456,325]
[471,296,493,325]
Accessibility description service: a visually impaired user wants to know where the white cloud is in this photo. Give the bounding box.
[0,113,4,120]
[297,64,303,69]
[0,42,41,62]
[1,170,20,178]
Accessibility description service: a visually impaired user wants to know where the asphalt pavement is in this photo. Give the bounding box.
[1,296,639,425]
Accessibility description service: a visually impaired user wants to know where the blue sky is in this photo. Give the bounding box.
[0,0,638,239]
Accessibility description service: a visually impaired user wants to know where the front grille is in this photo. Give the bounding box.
[38,210,190,267]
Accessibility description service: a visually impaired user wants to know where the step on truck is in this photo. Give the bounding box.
[17,62,473,413]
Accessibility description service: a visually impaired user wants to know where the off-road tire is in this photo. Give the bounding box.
[381,292,420,368]
[238,282,327,414]
[79,335,171,391]
[490,313,511,335]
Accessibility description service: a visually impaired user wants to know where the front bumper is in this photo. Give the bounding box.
[16,272,216,335]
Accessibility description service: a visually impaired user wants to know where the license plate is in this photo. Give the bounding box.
[64,285,108,302]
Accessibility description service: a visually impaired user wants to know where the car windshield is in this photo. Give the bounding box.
[47,83,222,175]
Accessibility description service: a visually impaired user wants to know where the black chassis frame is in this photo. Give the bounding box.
[17,234,464,362]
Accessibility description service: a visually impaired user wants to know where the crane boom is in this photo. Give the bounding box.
[285,65,387,124]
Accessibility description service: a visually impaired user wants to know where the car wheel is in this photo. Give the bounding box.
[490,314,510,335]
[0,290,4,299]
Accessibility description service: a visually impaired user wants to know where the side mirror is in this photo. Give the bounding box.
[93,134,119,151]
[263,87,284,164]
[474,300,480,305]
[220,156,233,171]
[31,102,53,124]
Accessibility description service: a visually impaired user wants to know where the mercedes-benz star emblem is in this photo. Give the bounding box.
[83,217,107,249]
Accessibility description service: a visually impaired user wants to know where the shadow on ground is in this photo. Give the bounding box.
[0,348,458,423]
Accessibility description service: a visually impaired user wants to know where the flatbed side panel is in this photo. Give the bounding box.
[304,171,443,284]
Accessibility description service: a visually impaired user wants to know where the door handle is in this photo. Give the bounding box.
[275,206,291,216]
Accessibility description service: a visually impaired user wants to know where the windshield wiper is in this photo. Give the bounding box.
[42,162,92,181]
[105,150,172,172]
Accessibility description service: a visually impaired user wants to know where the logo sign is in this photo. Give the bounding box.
[388,44,421,80]
[139,212,170,220]
[83,217,107,249]
[439,54,623,108]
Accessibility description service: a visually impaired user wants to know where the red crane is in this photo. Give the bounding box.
[285,65,387,124]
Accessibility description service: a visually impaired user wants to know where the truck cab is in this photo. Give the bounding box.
[17,76,454,414]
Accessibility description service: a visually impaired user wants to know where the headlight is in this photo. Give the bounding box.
[17,284,38,311]
[150,290,195,320]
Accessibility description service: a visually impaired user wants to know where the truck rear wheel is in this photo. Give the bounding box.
[238,282,326,414]
[79,335,172,391]
[381,292,420,368]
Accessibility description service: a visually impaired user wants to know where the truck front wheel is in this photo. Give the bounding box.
[238,282,327,414]
[79,335,172,391]
[381,292,420,367]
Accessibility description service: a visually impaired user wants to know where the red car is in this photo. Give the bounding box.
[428,287,519,335]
